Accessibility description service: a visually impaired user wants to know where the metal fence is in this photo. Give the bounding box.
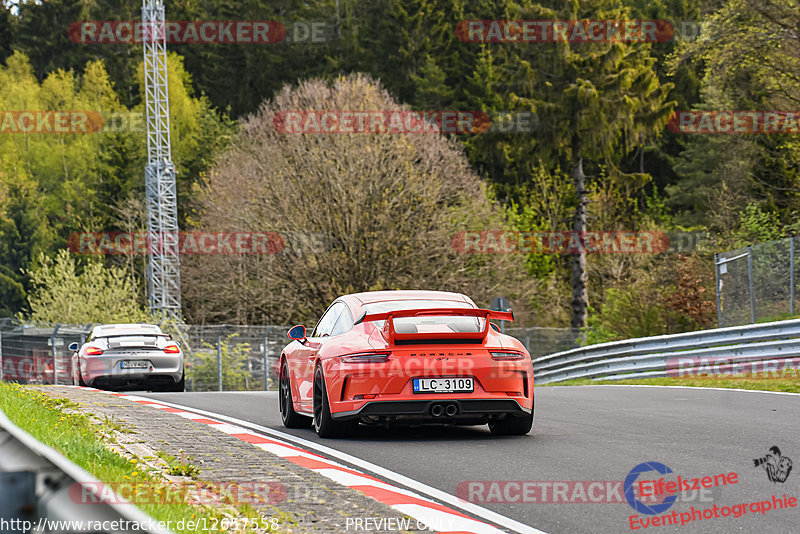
[0,318,578,391]
[534,317,800,384]
[503,326,580,359]
[0,319,290,392]
[715,237,798,327]
[179,325,289,392]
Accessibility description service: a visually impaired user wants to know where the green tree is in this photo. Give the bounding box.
[582,254,714,344]
[0,51,232,317]
[0,2,13,64]
[668,0,800,234]
[0,265,25,316]
[86,0,143,106]
[12,0,89,80]
[23,250,149,324]
[496,1,676,329]
[184,74,537,325]
[411,55,455,110]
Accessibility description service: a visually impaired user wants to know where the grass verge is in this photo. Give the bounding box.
[542,376,800,393]
[0,383,274,533]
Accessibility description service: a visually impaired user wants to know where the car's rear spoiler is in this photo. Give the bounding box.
[358,307,513,344]
[91,333,170,341]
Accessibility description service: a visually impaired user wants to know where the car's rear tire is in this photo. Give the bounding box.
[280,361,312,428]
[160,374,185,392]
[488,407,534,436]
[313,365,358,438]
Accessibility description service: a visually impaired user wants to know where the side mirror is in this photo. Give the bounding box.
[288,325,306,342]
[68,342,79,352]
[489,322,500,332]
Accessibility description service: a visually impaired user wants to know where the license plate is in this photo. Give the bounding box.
[120,360,149,369]
[413,377,473,393]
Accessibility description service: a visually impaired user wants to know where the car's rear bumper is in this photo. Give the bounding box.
[331,398,531,421]
[80,353,183,389]
[88,374,181,390]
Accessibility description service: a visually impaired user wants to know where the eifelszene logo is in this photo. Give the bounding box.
[624,461,736,516]
[625,462,678,515]
[753,446,792,483]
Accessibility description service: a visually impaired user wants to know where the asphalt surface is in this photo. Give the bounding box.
[141,385,800,534]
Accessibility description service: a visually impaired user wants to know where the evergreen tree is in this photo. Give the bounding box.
[504,0,676,329]
[13,0,90,79]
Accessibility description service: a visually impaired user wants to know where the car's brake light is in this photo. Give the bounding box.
[490,351,525,360]
[339,352,391,363]
[84,346,104,356]
[163,344,180,354]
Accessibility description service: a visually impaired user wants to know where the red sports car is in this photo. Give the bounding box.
[279,290,534,437]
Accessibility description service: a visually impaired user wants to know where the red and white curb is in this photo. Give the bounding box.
[68,387,511,534]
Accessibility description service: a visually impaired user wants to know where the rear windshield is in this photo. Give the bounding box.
[106,335,162,348]
[363,300,483,334]
[363,299,473,314]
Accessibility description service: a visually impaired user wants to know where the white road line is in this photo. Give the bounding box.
[203,422,250,434]
[171,411,214,420]
[144,397,547,534]
[394,504,505,534]
[554,384,800,396]
[253,442,325,460]
[313,468,425,500]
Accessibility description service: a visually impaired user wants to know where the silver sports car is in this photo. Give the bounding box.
[69,323,184,392]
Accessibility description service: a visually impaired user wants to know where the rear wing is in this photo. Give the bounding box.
[359,307,513,344]
[90,333,170,341]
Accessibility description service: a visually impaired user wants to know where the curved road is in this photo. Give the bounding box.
[141,385,800,533]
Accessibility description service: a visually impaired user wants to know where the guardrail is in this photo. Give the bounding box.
[0,409,171,534]
[533,318,800,384]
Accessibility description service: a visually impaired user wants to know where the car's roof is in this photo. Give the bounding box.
[91,323,163,336]
[345,290,471,305]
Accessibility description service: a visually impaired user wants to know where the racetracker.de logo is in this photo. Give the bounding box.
[273,110,502,134]
[457,479,718,505]
[0,111,145,134]
[70,481,286,505]
[456,20,674,43]
[0,111,104,134]
[666,356,800,379]
[68,232,285,255]
[667,111,800,134]
[458,481,626,503]
[69,21,287,44]
[452,231,671,254]
[1,356,54,381]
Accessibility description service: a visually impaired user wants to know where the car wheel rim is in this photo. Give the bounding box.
[279,366,289,420]
[313,370,323,430]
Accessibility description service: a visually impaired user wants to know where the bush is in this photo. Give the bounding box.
[23,250,148,324]
[184,74,537,325]
[582,254,715,345]
[185,334,256,391]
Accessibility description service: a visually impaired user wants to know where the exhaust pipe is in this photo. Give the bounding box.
[431,404,444,417]
[445,404,458,417]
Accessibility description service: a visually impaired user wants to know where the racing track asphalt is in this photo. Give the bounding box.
[140,385,800,534]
